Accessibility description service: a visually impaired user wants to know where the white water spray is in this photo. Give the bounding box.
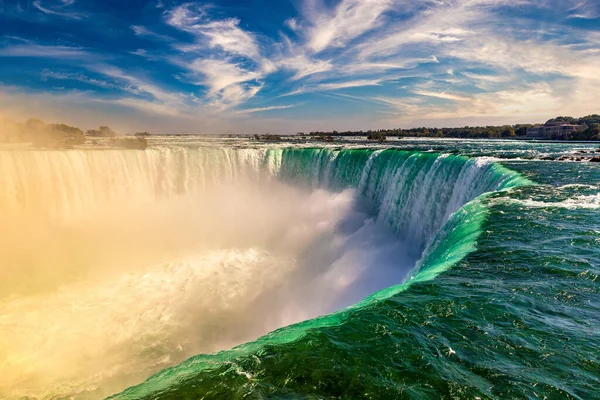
[0,145,520,399]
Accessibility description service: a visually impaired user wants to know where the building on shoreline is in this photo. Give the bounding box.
[527,122,584,140]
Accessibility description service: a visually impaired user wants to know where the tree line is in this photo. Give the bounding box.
[0,118,149,149]
[304,114,600,141]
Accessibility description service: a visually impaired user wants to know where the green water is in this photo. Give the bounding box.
[113,141,600,399]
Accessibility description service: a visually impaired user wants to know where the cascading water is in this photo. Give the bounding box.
[0,145,529,399]
[278,148,525,256]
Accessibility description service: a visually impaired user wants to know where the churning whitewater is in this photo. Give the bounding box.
[0,144,527,399]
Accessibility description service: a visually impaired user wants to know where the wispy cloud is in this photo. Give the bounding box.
[131,26,173,42]
[316,79,383,91]
[166,4,262,62]
[111,97,188,118]
[301,0,394,53]
[0,44,88,58]
[341,56,439,74]
[90,65,185,104]
[163,4,270,110]
[1,0,599,132]
[41,70,127,91]
[567,0,600,19]
[32,0,85,19]
[278,54,334,80]
[412,90,472,102]
[280,78,388,97]
[461,72,509,83]
[237,105,295,114]
[178,58,262,109]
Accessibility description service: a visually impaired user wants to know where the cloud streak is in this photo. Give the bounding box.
[0,44,89,58]
[32,0,84,19]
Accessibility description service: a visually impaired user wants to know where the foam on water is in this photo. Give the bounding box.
[507,193,600,209]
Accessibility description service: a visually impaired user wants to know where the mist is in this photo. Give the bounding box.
[0,177,415,399]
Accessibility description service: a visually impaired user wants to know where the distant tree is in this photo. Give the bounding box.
[367,132,386,142]
[570,123,600,140]
[25,118,46,132]
[87,126,117,137]
[514,124,534,136]
[578,115,600,126]
[501,125,515,137]
[37,123,85,147]
[135,131,151,137]
[99,126,117,137]
[263,134,282,141]
[546,116,577,125]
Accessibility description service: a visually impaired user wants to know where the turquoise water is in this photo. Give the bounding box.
[110,140,599,399]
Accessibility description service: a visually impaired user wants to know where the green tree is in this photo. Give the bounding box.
[501,125,515,137]
[367,132,386,142]
[99,126,117,137]
[45,124,86,147]
[87,126,117,137]
[546,116,577,125]
[25,118,46,132]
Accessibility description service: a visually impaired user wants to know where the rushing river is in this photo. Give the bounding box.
[0,138,598,399]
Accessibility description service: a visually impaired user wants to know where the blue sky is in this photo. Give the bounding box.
[0,0,599,134]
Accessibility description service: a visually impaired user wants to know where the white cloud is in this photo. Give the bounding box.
[181,59,262,109]
[32,0,84,19]
[278,88,307,98]
[87,65,190,114]
[131,26,173,42]
[317,79,383,91]
[285,18,299,32]
[376,80,600,124]
[278,54,334,80]
[412,90,472,102]
[446,34,600,81]
[4,0,600,132]
[198,19,261,59]
[341,56,439,74]
[302,0,394,53]
[281,76,408,97]
[111,97,188,118]
[461,72,508,83]
[41,70,128,92]
[0,44,88,58]
[186,59,260,94]
[237,105,295,114]
[166,4,261,61]
[164,4,270,110]
[567,0,600,19]
[355,7,478,59]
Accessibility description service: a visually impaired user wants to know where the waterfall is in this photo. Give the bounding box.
[0,145,530,400]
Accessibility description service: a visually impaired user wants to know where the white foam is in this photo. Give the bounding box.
[507,193,600,209]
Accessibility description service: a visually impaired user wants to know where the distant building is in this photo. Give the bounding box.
[527,122,584,140]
